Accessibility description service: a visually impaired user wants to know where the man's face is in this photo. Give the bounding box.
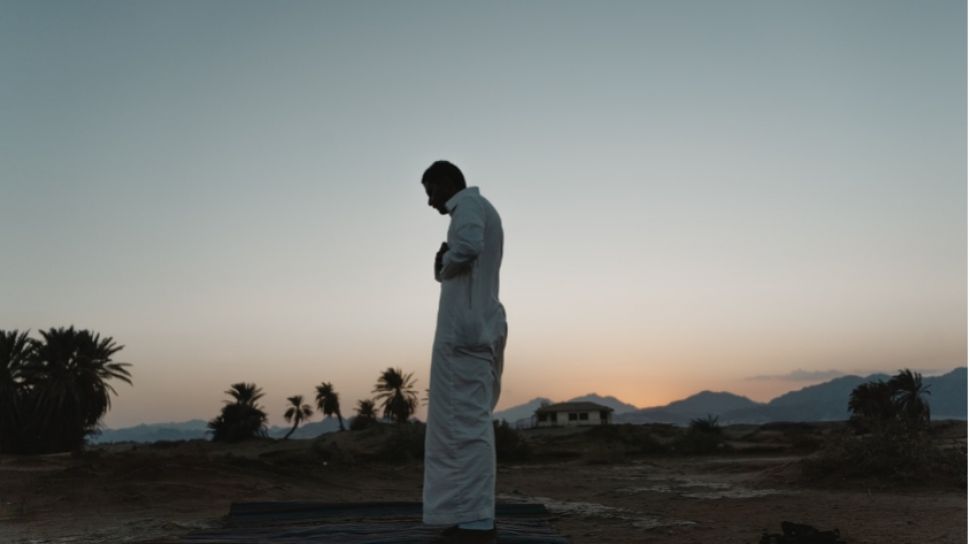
[423,180,450,215]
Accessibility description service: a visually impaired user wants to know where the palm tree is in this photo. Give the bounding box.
[315,382,345,431]
[0,330,33,453]
[351,399,378,431]
[25,327,132,452]
[356,399,377,419]
[373,367,419,424]
[226,382,265,407]
[208,382,269,443]
[282,395,314,440]
[848,379,898,433]
[888,369,931,424]
[0,329,30,391]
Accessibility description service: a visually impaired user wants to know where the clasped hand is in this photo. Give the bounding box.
[434,242,449,277]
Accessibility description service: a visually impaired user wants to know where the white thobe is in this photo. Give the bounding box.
[423,186,507,525]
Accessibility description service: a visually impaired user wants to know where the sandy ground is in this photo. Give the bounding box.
[0,429,965,544]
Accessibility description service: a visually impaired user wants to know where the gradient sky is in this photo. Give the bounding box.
[1,1,966,428]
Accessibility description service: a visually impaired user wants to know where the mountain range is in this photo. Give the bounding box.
[495,367,967,427]
[90,416,345,444]
[92,367,966,443]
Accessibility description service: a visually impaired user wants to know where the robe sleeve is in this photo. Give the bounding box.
[439,199,485,280]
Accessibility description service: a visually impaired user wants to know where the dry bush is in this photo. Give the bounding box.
[802,419,966,488]
[581,442,628,465]
[674,416,731,455]
[584,423,667,454]
[494,420,532,462]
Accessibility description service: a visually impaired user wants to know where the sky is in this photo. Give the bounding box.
[0,1,966,428]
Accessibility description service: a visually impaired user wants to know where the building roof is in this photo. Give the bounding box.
[534,401,615,414]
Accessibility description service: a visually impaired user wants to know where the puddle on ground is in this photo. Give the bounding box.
[618,481,788,499]
[680,488,785,499]
[632,518,698,530]
[607,468,791,499]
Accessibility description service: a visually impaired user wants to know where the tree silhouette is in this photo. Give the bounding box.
[373,367,418,424]
[848,380,894,433]
[689,414,722,434]
[848,369,933,433]
[351,399,377,431]
[0,330,33,453]
[25,327,131,453]
[0,327,132,454]
[208,382,269,442]
[848,379,893,415]
[677,413,724,454]
[315,382,345,431]
[356,399,377,419]
[282,395,314,440]
[818,369,944,484]
[226,382,265,407]
[888,369,931,424]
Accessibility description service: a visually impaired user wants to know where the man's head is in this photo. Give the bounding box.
[421,160,466,215]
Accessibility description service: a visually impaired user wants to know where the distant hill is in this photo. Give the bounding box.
[616,391,760,426]
[91,416,346,444]
[722,368,967,423]
[926,367,967,419]
[90,419,210,444]
[615,367,966,426]
[493,397,554,427]
[565,393,639,414]
[720,373,894,423]
[267,417,343,439]
[665,390,761,414]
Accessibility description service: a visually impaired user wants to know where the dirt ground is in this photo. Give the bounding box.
[0,426,965,544]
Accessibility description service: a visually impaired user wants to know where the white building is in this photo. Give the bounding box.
[533,401,614,427]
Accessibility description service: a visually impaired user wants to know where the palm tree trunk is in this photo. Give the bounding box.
[337,412,345,431]
[283,421,298,440]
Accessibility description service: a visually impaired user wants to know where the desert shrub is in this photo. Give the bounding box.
[582,442,627,465]
[149,440,189,449]
[751,422,822,453]
[802,419,966,487]
[674,415,726,455]
[350,415,376,431]
[585,424,667,454]
[760,422,815,433]
[493,419,531,462]
[805,369,963,487]
[310,435,356,465]
[372,420,425,464]
[256,445,326,475]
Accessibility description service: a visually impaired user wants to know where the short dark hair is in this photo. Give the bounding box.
[422,160,466,189]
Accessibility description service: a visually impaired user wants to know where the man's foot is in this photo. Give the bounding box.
[435,524,498,544]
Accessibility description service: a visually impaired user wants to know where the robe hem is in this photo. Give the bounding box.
[422,506,495,526]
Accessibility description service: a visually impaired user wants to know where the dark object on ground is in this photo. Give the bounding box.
[760,521,846,544]
[182,501,569,543]
[436,524,498,544]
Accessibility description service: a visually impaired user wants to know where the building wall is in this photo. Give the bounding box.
[534,410,612,427]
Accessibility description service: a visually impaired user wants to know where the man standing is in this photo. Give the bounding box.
[421,160,507,544]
